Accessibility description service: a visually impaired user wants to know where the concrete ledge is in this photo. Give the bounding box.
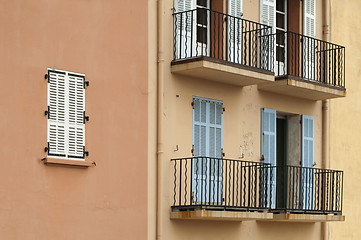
[171,58,274,86]
[258,77,346,100]
[170,210,273,221]
[258,213,345,222]
[43,158,93,168]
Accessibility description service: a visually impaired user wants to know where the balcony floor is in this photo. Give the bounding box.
[258,75,346,100]
[170,209,273,221]
[258,213,345,222]
[171,57,275,86]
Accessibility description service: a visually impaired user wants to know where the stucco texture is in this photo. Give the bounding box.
[329,0,361,239]
[0,0,148,239]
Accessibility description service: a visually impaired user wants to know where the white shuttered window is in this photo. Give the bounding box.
[47,69,86,160]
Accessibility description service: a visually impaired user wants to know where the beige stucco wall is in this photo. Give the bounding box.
[0,1,148,239]
[329,0,361,239]
[154,0,327,239]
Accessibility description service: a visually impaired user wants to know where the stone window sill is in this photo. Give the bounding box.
[42,158,94,168]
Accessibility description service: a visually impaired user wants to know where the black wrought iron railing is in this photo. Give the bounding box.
[171,158,343,215]
[173,9,274,72]
[171,157,273,211]
[264,165,343,215]
[273,31,345,88]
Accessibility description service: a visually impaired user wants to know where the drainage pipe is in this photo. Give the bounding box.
[321,0,331,239]
[156,0,165,239]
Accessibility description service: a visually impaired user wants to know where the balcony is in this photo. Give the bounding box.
[260,165,345,222]
[171,9,275,86]
[170,157,273,221]
[170,157,344,222]
[258,31,346,100]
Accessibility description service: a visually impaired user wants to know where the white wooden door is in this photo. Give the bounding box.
[193,97,223,204]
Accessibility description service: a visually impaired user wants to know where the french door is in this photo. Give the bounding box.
[192,97,223,204]
[275,0,287,76]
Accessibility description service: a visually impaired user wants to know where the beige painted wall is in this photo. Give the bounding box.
[329,0,361,239]
[0,1,148,239]
[155,0,327,239]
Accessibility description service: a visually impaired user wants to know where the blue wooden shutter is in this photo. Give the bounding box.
[192,97,223,204]
[261,108,276,165]
[261,108,276,208]
[302,115,314,209]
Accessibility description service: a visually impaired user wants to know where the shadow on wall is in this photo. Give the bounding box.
[169,220,318,240]
[256,221,318,240]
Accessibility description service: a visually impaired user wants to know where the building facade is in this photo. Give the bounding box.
[149,0,346,239]
[0,0,351,239]
[329,0,361,239]
[0,0,148,239]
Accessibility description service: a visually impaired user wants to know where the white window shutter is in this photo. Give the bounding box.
[304,0,316,37]
[47,69,86,160]
[174,0,193,12]
[47,70,67,157]
[67,74,86,158]
[229,0,242,18]
[260,0,276,32]
[228,0,243,63]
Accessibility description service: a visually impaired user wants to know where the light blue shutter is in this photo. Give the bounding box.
[302,115,314,168]
[192,97,223,204]
[261,108,276,165]
[261,108,276,208]
[302,115,314,209]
